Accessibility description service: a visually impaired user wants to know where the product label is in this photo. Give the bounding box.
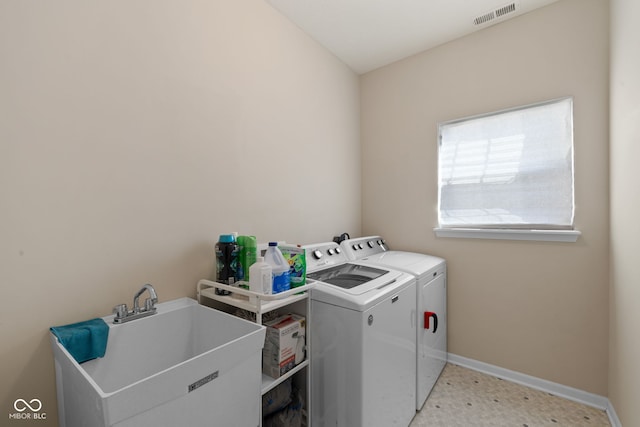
[272,271,290,293]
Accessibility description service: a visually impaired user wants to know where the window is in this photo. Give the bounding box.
[436,97,579,242]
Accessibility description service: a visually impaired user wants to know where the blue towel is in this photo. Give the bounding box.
[50,318,109,363]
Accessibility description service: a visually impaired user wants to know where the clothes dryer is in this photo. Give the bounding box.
[304,242,417,427]
[341,236,447,411]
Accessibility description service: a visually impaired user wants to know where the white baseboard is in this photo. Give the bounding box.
[447,353,622,427]
[606,400,623,427]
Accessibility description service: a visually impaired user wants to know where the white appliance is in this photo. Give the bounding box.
[340,236,447,411]
[304,242,417,427]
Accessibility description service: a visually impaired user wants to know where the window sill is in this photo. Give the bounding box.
[433,227,581,242]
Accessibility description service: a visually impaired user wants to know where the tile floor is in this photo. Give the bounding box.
[410,363,610,427]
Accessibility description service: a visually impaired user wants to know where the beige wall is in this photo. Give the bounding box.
[3,0,631,424]
[609,0,640,424]
[361,0,610,395]
[0,0,359,424]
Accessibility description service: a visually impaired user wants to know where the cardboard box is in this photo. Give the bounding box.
[262,314,306,379]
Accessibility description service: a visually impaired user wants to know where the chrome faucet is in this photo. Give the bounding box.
[133,283,158,313]
[112,284,158,324]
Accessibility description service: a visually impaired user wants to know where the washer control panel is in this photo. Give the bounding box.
[303,242,348,272]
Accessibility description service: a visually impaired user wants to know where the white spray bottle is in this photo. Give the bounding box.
[249,257,272,303]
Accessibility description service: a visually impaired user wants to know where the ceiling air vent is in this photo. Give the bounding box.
[495,3,516,17]
[473,2,517,26]
[473,11,495,26]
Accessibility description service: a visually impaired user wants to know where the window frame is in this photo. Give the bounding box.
[434,97,580,242]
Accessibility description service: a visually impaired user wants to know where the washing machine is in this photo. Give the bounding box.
[340,236,447,411]
[304,242,417,427]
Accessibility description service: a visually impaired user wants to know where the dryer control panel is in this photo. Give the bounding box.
[340,235,388,260]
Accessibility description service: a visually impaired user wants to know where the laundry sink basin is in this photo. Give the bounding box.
[51,297,266,427]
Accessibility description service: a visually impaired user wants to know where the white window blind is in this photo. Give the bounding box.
[438,97,574,230]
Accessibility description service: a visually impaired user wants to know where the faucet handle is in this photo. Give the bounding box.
[113,304,128,319]
[144,297,156,312]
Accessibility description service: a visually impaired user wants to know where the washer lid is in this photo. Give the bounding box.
[308,262,406,296]
[307,263,388,290]
[310,270,415,311]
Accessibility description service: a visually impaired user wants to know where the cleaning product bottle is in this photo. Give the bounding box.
[237,235,257,283]
[215,234,238,295]
[249,256,272,303]
[264,242,291,294]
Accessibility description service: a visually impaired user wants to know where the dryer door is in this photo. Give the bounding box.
[418,271,447,410]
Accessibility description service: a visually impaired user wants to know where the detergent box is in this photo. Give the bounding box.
[279,245,306,288]
[262,313,306,379]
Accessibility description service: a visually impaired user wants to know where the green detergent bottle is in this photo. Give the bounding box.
[237,235,257,282]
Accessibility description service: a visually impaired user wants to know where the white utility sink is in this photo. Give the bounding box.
[51,297,266,427]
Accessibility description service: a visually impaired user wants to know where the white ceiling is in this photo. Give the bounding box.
[265,0,561,74]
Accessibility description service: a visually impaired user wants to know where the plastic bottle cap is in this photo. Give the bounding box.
[268,242,277,246]
[219,234,235,243]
